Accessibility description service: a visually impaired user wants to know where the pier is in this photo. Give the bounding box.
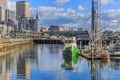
[34,39,89,45]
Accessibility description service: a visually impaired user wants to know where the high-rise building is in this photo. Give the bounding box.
[0,0,8,8]
[0,5,5,22]
[5,9,15,20]
[0,0,8,22]
[16,1,30,19]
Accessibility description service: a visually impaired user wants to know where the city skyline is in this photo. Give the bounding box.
[9,0,120,30]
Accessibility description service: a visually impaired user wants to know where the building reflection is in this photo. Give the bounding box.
[0,58,9,80]
[0,43,34,80]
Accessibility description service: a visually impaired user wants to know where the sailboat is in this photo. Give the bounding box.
[82,0,109,60]
[61,37,79,70]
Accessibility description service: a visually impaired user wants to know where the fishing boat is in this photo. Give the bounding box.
[84,0,110,60]
[61,37,79,70]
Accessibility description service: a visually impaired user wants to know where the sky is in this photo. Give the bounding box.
[8,0,120,30]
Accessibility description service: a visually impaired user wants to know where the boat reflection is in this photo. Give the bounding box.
[61,57,78,70]
[88,60,109,80]
[61,52,79,70]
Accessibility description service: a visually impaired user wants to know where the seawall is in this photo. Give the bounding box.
[0,38,33,52]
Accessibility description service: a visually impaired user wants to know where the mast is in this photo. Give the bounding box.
[91,0,99,58]
[91,0,95,58]
[91,0,95,33]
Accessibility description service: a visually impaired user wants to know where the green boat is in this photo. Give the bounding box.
[61,37,79,70]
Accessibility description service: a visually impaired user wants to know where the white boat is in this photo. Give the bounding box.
[107,41,120,54]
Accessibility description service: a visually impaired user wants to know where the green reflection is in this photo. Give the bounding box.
[62,47,79,70]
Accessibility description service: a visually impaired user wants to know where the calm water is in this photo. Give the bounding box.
[0,43,120,80]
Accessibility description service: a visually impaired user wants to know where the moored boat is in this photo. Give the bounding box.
[61,37,79,70]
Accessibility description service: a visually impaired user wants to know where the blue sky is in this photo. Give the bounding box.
[9,0,120,30]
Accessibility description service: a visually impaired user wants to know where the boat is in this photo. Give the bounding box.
[82,41,109,60]
[106,41,120,54]
[81,0,110,60]
[61,37,79,70]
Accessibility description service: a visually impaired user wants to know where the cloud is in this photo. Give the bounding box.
[8,1,16,11]
[101,9,120,30]
[78,5,85,11]
[31,6,86,28]
[103,9,120,21]
[54,0,70,6]
[101,0,116,5]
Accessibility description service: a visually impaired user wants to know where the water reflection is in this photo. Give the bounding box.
[0,44,120,80]
[0,43,33,80]
[61,51,79,70]
[89,60,109,80]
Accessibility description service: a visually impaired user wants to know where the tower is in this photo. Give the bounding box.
[35,12,40,32]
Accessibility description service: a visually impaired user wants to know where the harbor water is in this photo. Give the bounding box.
[0,43,120,80]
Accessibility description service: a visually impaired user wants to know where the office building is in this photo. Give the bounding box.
[16,1,30,19]
[6,9,15,20]
[0,0,8,8]
[0,5,5,22]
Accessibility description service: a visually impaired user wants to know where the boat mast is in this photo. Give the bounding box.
[91,0,95,58]
[91,0,95,33]
[91,0,99,58]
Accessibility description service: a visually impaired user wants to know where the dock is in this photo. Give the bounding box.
[34,39,89,45]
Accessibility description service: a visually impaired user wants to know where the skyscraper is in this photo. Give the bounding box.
[0,5,5,21]
[16,1,30,19]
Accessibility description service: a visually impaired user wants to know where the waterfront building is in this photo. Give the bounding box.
[113,30,120,37]
[102,30,113,40]
[0,24,7,38]
[28,13,40,32]
[40,27,49,32]
[16,1,30,19]
[49,25,64,32]
[0,5,5,22]
[18,15,29,30]
[18,13,40,32]
[78,27,89,31]
[5,9,15,20]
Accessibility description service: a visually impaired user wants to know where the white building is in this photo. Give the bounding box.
[49,25,64,32]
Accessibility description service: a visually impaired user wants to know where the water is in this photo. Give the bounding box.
[0,43,120,80]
